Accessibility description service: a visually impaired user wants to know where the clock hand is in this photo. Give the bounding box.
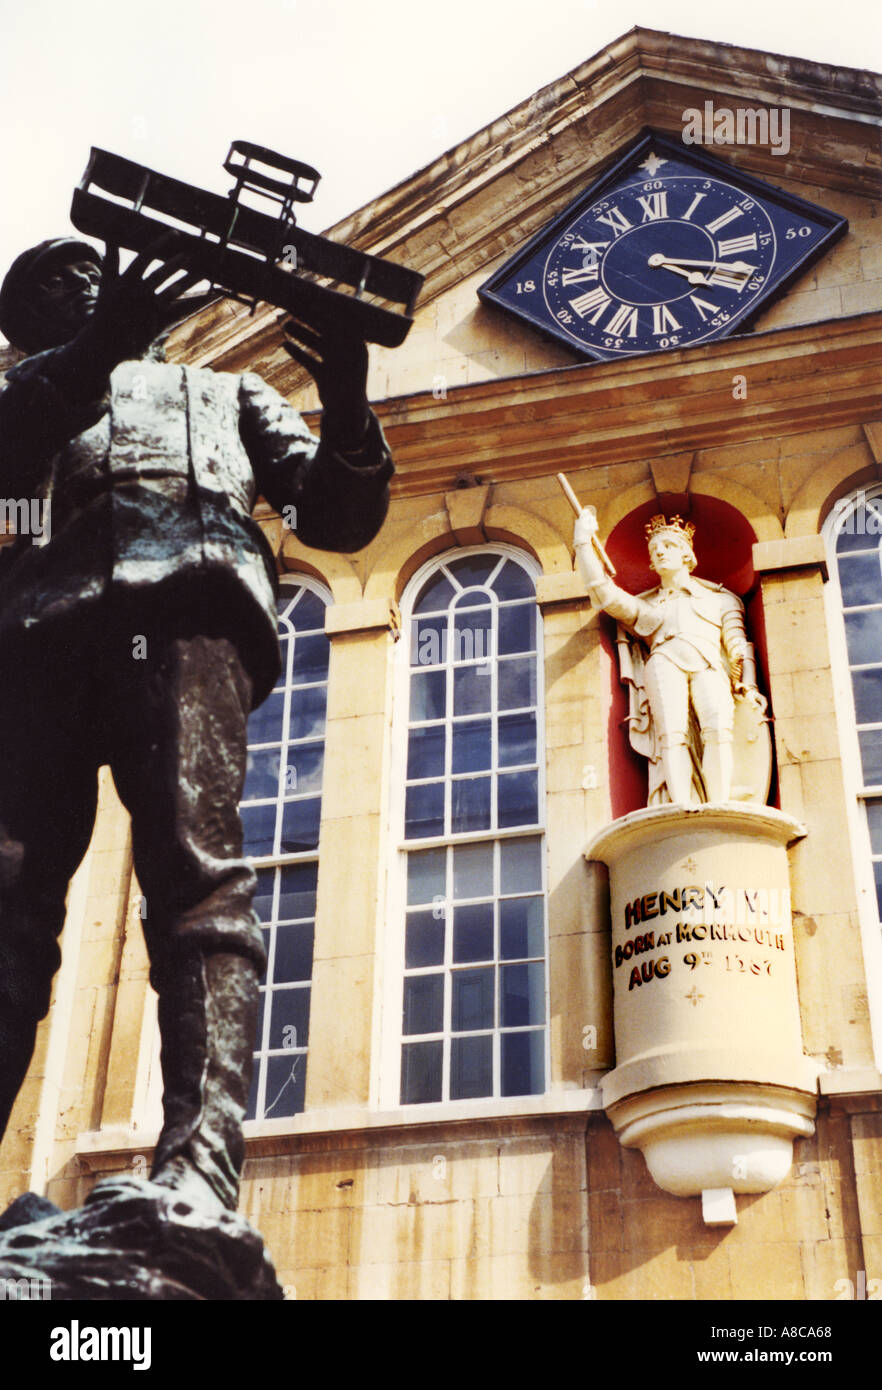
[646,260,709,285]
[648,253,755,274]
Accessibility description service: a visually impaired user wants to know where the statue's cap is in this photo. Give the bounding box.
[0,237,102,353]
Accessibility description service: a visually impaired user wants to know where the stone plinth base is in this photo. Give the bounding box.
[586,803,819,1201]
[0,1176,283,1300]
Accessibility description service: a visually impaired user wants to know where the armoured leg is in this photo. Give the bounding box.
[690,668,736,802]
[643,655,695,804]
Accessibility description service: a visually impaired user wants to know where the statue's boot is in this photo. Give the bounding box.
[701,733,734,803]
[150,949,260,1213]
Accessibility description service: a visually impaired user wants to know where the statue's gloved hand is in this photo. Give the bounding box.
[282,319,370,454]
[88,240,205,363]
[574,506,600,548]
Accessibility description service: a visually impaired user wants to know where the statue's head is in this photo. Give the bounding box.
[0,238,103,355]
[645,514,697,577]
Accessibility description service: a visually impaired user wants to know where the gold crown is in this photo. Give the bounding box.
[645,514,695,544]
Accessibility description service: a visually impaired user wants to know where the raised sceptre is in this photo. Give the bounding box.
[557,471,616,577]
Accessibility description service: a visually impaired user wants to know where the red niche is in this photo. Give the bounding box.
[606,494,757,597]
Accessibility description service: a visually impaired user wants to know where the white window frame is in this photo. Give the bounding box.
[822,488,882,1068]
[244,574,333,1122]
[379,543,549,1111]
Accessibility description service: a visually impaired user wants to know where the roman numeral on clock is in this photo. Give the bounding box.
[689,294,720,321]
[717,233,758,258]
[682,192,706,221]
[705,206,743,234]
[569,287,611,322]
[605,303,640,336]
[637,192,668,222]
[595,206,632,237]
[652,304,681,335]
[561,264,600,286]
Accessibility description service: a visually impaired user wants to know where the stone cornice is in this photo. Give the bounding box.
[322,311,882,498]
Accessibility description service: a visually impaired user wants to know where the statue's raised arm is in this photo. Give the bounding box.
[573,508,769,807]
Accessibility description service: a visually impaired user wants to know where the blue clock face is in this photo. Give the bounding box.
[479,132,847,362]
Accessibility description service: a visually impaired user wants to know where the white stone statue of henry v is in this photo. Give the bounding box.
[574,508,769,807]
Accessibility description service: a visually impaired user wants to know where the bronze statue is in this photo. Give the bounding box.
[0,236,393,1212]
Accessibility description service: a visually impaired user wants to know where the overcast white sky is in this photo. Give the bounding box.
[0,0,879,296]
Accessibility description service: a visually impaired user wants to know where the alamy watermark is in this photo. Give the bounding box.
[682,102,790,157]
[0,497,50,544]
[1,1274,51,1300]
[832,490,882,535]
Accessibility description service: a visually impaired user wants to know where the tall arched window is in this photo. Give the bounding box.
[825,487,882,927]
[240,578,331,1120]
[390,547,548,1106]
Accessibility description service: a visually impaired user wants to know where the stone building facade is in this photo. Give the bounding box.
[1,27,881,1299]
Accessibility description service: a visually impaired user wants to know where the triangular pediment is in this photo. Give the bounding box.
[172,27,880,389]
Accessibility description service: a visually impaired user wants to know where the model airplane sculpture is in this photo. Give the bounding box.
[70,140,423,345]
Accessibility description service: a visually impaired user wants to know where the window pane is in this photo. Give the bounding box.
[248,691,285,744]
[284,745,323,796]
[452,967,494,1032]
[285,589,325,629]
[400,1041,443,1104]
[500,897,545,960]
[412,617,445,667]
[448,555,499,587]
[289,685,326,741]
[241,802,276,856]
[407,847,446,905]
[453,903,494,963]
[844,609,882,666]
[253,869,275,922]
[493,560,535,600]
[453,665,492,716]
[291,632,330,685]
[838,551,882,607]
[501,962,545,1026]
[407,726,446,780]
[268,986,310,1051]
[498,770,539,827]
[501,1031,545,1097]
[406,911,446,968]
[453,841,493,899]
[278,862,317,920]
[280,797,321,853]
[500,837,543,894]
[411,669,446,721]
[836,504,882,552]
[450,608,492,664]
[403,974,444,1035]
[875,860,882,921]
[498,603,536,655]
[851,669,882,724]
[405,782,445,839]
[866,799,882,853]
[498,713,537,767]
[451,1035,493,1099]
[274,924,314,983]
[498,657,536,711]
[452,719,491,773]
[451,775,491,833]
[243,747,283,800]
[859,729,882,785]
[413,571,455,614]
[263,1052,306,1117]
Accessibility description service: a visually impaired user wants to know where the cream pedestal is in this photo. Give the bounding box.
[585,805,818,1206]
